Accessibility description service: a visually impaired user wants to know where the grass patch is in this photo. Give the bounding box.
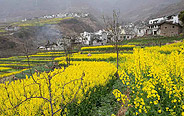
[121,36,184,46]
[64,77,123,116]
[13,17,73,27]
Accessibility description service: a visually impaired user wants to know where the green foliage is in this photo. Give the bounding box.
[64,77,122,116]
[14,17,73,27]
[122,36,184,46]
[179,10,184,24]
[81,46,135,51]
[0,29,6,33]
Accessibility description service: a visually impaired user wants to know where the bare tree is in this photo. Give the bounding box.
[103,10,122,77]
[9,70,84,116]
[62,35,77,67]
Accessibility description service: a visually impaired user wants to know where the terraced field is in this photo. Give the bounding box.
[1,41,184,116]
[0,51,65,80]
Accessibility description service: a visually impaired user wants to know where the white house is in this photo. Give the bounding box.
[149,17,166,25]
[149,15,179,25]
[93,30,108,45]
[120,28,135,40]
[166,15,179,24]
[5,26,20,31]
[80,31,93,45]
[147,14,180,36]
[80,30,108,46]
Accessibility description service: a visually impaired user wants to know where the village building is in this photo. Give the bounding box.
[136,27,147,37]
[5,25,20,31]
[146,14,182,36]
[38,46,46,50]
[80,30,108,46]
[92,30,108,46]
[120,28,135,40]
[159,22,182,37]
[147,23,161,36]
[149,17,166,25]
[166,15,179,24]
[80,31,93,45]
[45,41,58,50]
[132,21,147,37]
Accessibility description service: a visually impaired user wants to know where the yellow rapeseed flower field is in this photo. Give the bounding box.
[112,45,184,115]
[0,69,29,79]
[0,67,12,71]
[0,61,116,115]
[81,45,135,51]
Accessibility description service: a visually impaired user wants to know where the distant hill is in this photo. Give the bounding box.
[151,0,184,18]
[0,16,102,58]
[0,0,183,23]
[118,0,183,22]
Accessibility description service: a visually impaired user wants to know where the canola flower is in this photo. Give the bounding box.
[0,56,26,61]
[0,61,116,115]
[36,52,65,55]
[55,53,129,62]
[0,69,29,78]
[0,67,12,71]
[113,45,184,115]
[81,45,135,51]
[144,41,184,53]
[29,54,64,57]
[22,59,53,62]
[0,63,33,67]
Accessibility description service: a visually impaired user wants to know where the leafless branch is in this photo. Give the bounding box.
[102,10,121,77]
[4,86,14,107]
[53,72,85,115]
[12,96,50,109]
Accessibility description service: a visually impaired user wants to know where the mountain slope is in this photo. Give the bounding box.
[151,0,184,18]
[118,0,182,22]
[0,16,102,57]
[0,0,182,22]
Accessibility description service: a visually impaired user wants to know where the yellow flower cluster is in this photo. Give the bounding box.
[55,53,126,62]
[0,61,116,115]
[81,45,135,51]
[0,63,32,67]
[37,52,65,55]
[21,59,53,62]
[0,56,26,60]
[0,67,12,71]
[29,54,63,57]
[145,41,184,53]
[0,69,28,78]
[29,51,65,57]
[115,46,184,115]
[112,89,129,106]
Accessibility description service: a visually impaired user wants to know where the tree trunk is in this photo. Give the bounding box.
[115,43,119,78]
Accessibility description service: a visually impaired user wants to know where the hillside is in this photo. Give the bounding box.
[0,0,183,23]
[151,0,184,18]
[0,16,102,58]
[119,0,183,22]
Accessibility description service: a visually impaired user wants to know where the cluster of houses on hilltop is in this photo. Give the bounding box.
[4,12,89,33]
[22,12,89,22]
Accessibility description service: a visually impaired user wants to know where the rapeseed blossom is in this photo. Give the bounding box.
[113,42,184,115]
[81,45,135,51]
[0,61,116,115]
